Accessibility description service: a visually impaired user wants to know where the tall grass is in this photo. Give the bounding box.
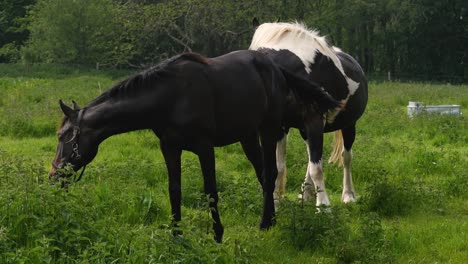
[0,65,467,263]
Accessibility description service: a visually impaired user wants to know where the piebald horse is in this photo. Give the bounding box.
[49,50,340,242]
[250,19,368,206]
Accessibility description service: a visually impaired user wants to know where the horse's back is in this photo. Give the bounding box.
[169,50,284,146]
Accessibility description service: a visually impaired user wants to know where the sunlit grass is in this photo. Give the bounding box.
[0,66,467,263]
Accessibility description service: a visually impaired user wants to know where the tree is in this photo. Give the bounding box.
[23,0,118,64]
[14,0,466,81]
[0,0,36,62]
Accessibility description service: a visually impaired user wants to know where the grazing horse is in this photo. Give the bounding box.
[250,19,368,207]
[49,50,340,242]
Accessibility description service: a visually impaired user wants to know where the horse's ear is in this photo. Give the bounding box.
[252,17,260,29]
[72,100,81,111]
[59,100,76,118]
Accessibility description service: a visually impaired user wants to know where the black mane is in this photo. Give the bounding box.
[88,53,209,107]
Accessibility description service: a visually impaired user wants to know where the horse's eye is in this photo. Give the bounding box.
[58,131,72,142]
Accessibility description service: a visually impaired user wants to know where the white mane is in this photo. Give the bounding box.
[250,22,359,95]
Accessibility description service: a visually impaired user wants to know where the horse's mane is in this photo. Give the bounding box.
[249,22,343,74]
[88,53,210,107]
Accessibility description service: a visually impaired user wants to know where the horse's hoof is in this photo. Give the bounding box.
[259,218,276,230]
[342,192,356,203]
[214,234,223,243]
[171,221,183,237]
[213,226,224,243]
[316,206,332,214]
[298,189,315,202]
[172,229,182,237]
[259,222,271,230]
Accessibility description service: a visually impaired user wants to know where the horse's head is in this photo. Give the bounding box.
[49,100,98,183]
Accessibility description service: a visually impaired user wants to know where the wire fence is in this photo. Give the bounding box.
[367,71,467,84]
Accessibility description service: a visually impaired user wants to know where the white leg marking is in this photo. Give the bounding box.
[341,149,356,203]
[299,141,330,206]
[275,136,288,202]
[308,160,331,206]
[299,140,313,201]
[299,162,314,201]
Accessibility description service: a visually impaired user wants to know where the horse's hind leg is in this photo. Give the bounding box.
[241,133,263,186]
[341,126,356,203]
[194,140,224,243]
[275,134,288,201]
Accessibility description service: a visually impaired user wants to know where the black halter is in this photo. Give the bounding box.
[52,108,87,183]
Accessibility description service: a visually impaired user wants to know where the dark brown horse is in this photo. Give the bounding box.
[49,50,340,242]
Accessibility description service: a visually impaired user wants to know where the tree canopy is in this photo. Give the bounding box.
[0,0,466,81]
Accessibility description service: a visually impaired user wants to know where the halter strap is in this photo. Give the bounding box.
[52,107,88,183]
[72,108,87,182]
[73,165,86,183]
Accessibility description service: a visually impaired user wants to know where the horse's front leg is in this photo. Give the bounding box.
[194,140,224,243]
[302,113,331,207]
[160,138,182,236]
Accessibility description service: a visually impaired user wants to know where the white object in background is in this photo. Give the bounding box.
[424,105,462,116]
[407,101,462,117]
[407,101,424,117]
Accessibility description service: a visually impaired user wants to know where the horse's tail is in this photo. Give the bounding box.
[279,67,342,113]
[328,130,344,166]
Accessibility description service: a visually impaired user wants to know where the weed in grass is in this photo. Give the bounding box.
[275,200,394,263]
[137,192,165,226]
[359,173,416,217]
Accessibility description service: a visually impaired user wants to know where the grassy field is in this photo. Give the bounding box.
[0,64,467,263]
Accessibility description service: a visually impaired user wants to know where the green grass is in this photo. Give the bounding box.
[0,64,467,263]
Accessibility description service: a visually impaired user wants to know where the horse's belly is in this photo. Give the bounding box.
[212,110,265,146]
[207,83,267,146]
[212,125,259,146]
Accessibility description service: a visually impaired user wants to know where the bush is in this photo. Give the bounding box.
[0,43,21,63]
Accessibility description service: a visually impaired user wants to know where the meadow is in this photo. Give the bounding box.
[0,64,467,263]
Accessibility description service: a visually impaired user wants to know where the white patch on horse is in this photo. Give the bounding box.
[342,149,356,203]
[299,141,331,206]
[275,135,288,200]
[346,77,359,97]
[250,22,360,102]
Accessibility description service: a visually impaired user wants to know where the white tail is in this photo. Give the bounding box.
[328,130,344,166]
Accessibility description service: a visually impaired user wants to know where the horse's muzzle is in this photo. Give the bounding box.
[49,163,67,180]
[48,167,64,181]
[48,166,56,178]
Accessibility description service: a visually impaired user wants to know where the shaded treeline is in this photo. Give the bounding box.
[0,0,466,81]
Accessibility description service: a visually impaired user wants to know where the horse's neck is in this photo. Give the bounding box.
[85,99,153,141]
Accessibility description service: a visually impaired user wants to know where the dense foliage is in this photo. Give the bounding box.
[0,64,467,263]
[0,0,466,81]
